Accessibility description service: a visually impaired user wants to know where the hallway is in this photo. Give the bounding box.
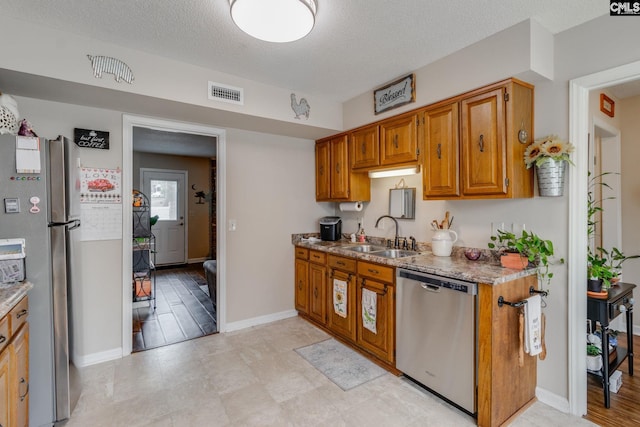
[132,263,217,352]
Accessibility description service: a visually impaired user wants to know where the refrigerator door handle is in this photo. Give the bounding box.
[49,219,81,230]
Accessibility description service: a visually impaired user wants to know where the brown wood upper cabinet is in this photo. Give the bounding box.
[422,102,460,198]
[423,78,534,200]
[316,134,370,202]
[350,124,380,170]
[380,113,419,166]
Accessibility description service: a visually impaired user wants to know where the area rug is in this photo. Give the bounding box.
[295,338,386,390]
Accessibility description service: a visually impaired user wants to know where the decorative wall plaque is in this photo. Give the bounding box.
[373,74,415,115]
[74,128,109,149]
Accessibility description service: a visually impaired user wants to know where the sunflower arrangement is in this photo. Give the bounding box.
[524,135,575,169]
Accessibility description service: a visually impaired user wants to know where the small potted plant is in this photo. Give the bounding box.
[587,249,615,292]
[586,344,603,372]
[488,229,564,288]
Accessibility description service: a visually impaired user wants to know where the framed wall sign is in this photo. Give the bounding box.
[600,93,615,117]
[373,74,415,115]
[74,128,110,149]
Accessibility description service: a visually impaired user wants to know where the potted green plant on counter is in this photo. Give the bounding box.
[488,229,563,288]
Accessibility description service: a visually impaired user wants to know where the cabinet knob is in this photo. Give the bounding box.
[619,305,627,313]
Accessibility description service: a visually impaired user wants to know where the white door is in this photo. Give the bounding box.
[141,169,187,265]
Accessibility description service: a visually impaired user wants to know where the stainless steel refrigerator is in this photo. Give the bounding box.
[0,134,82,426]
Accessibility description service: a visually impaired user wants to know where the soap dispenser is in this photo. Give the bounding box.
[358,228,366,243]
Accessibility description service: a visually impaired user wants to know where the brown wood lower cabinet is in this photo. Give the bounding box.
[294,248,309,315]
[477,276,537,427]
[0,296,29,427]
[327,255,357,342]
[308,250,328,326]
[356,277,395,364]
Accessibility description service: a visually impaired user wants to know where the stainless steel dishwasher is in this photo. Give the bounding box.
[396,268,477,414]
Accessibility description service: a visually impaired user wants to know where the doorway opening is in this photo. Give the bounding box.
[122,115,227,356]
[569,60,640,416]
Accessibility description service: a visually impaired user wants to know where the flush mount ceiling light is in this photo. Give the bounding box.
[229,0,317,43]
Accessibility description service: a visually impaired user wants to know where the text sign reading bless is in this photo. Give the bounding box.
[373,74,415,115]
[74,128,109,149]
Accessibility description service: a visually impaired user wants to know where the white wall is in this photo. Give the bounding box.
[225,129,333,324]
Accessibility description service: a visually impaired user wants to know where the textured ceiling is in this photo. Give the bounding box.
[0,0,608,103]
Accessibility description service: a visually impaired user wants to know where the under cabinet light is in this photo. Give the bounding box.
[368,166,420,179]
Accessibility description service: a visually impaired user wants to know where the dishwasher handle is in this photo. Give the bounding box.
[421,283,441,292]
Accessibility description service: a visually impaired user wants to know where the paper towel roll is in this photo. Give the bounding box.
[339,202,363,212]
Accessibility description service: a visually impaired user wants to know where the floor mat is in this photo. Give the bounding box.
[295,338,386,390]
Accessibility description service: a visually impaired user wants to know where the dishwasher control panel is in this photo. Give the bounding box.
[397,269,477,295]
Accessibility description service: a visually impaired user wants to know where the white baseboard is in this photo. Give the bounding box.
[536,387,570,413]
[73,347,123,368]
[222,309,298,333]
[188,257,209,264]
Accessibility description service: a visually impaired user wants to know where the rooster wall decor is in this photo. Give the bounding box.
[290,93,310,120]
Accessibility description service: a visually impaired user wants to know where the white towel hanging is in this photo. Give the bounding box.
[524,295,542,356]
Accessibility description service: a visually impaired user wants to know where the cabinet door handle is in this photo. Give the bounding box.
[368,268,379,275]
[319,165,324,176]
[298,280,303,290]
[393,134,399,149]
[16,309,28,319]
[0,335,5,344]
[478,134,484,152]
[436,143,441,159]
[361,143,366,155]
[335,163,340,174]
[314,288,318,298]
[336,261,345,266]
[19,377,28,401]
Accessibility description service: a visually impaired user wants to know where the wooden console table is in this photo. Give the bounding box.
[587,282,635,408]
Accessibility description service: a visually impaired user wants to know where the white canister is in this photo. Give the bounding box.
[432,229,458,257]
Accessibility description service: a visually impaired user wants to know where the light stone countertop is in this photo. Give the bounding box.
[292,234,535,285]
[0,281,33,319]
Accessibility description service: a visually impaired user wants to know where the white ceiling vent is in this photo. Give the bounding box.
[208,81,244,105]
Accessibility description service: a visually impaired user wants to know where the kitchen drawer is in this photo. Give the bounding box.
[357,261,394,283]
[10,296,28,335]
[309,250,327,264]
[0,314,8,353]
[295,247,309,260]
[328,255,356,273]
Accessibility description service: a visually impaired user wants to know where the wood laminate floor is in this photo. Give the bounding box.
[585,332,640,426]
[132,263,217,352]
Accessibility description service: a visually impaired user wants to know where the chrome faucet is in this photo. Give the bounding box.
[375,215,399,248]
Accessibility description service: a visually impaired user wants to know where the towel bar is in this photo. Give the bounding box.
[497,296,527,308]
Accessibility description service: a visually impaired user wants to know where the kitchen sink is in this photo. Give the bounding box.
[340,244,387,253]
[370,249,418,258]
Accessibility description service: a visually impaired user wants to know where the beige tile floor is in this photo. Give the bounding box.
[68,317,596,426]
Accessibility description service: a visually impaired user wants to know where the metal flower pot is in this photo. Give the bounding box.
[536,159,567,197]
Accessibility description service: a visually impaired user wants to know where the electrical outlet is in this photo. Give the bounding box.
[228,219,237,231]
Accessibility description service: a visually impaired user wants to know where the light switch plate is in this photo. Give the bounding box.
[4,198,20,213]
